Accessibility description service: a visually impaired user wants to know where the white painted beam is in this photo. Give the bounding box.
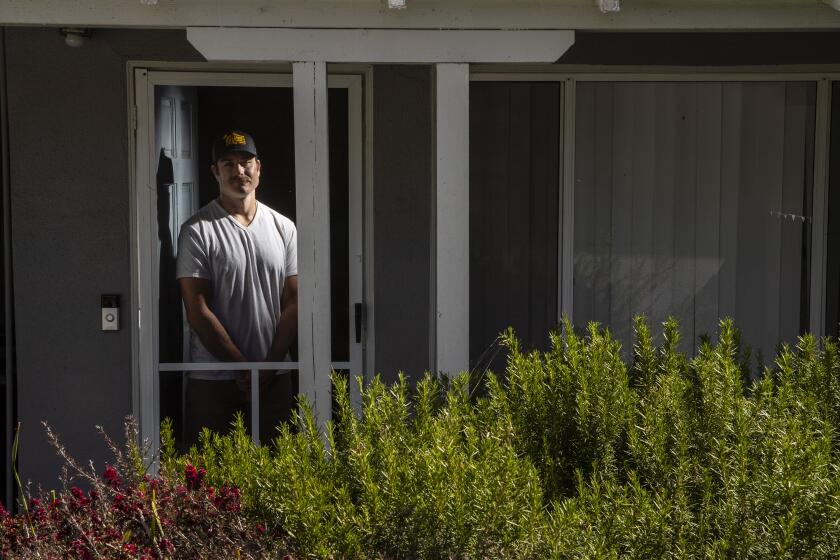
[188,28,574,64]
[434,63,469,377]
[3,1,840,30]
[293,61,332,430]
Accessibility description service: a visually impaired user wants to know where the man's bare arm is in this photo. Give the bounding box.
[178,277,247,363]
[265,275,298,362]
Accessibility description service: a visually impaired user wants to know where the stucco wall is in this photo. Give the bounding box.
[372,65,433,383]
[4,27,201,488]
[558,31,840,66]
[1,29,435,488]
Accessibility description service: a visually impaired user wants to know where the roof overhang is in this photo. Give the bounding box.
[2,0,840,31]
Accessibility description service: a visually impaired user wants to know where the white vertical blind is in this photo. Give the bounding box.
[574,81,816,360]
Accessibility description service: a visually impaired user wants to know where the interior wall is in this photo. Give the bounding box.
[4,27,201,489]
[372,65,432,384]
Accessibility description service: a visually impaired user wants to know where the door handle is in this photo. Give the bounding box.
[354,303,363,344]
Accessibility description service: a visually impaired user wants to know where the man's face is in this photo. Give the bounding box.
[211,152,261,199]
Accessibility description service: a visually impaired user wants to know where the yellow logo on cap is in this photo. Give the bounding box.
[224,132,247,147]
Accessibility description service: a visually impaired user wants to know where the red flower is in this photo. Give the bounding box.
[184,464,206,489]
[159,537,174,552]
[103,465,122,488]
[123,542,138,554]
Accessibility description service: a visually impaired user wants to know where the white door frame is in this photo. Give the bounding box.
[131,69,366,450]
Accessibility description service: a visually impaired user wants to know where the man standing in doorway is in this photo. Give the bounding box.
[176,129,298,442]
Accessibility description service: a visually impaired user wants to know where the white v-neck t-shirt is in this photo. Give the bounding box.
[176,200,298,378]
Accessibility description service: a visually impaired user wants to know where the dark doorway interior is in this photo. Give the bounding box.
[196,87,297,218]
[155,84,350,448]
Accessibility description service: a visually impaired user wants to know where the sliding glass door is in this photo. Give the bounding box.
[469,77,819,369]
[574,81,816,360]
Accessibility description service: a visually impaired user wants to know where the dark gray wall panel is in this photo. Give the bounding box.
[372,66,431,384]
[469,83,559,376]
[5,27,200,488]
[558,32,840,66]
[825,83,840,337]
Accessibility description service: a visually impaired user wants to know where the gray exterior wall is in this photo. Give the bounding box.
[558,31,840,66]
[372,66,432,384]
[4,27,201,488]
[1,30,434,489]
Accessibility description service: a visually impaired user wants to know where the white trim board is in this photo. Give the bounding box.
[434,63,470,376]
[187,28,575,64]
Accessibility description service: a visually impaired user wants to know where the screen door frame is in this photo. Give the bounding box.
[131,68,366,451]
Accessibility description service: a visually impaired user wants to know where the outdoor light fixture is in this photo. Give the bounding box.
[387,0,407,9]
[598,0,620,13]
[140,0,159,4]
[60,28,90,48]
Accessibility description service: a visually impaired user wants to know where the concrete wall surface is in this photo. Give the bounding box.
[4,27,201,489]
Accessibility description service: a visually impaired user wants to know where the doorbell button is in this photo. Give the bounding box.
[101,294,120,331]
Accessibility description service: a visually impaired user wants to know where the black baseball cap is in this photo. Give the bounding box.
[212,130,258,162]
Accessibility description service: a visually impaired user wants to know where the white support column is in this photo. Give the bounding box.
[293,62,332,429]
[434,64,470,376]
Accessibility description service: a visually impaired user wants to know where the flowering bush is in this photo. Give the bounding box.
[0,421,288,559]
[5,318,840,559]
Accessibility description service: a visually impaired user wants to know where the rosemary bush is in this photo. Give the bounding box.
[5,317,840,559]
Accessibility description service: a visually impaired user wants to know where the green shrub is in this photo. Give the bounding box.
[160,317,840,559]
[543,318,840,559]
[164,374,546,559]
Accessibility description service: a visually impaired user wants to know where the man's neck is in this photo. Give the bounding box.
[217,194,258,227]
